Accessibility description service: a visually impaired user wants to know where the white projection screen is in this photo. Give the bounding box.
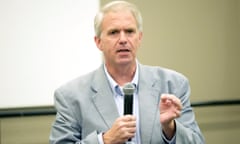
[0,0,101,108]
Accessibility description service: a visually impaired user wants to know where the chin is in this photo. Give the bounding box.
[117,59,134,65]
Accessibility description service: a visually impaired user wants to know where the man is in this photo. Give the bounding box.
[50,1,205,144]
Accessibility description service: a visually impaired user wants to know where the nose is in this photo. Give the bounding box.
[119,31,127,45]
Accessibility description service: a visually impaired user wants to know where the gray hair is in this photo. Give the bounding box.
[94,1,143,38]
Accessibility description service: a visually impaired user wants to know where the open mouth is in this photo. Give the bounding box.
[117,49,130,52]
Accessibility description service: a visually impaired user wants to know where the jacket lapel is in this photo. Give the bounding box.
[90,64,163,143]
[91,65,119,129]
[138,64,162,143]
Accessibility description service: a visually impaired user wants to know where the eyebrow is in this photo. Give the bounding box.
[107,27,136,34]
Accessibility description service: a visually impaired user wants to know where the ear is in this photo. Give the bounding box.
[137,32,143,48]
[138,31,143,41]
[94,36,102,51]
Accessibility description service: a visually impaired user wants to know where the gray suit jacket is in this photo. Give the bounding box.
[50,64,205,144]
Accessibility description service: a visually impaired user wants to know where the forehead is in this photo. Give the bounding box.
[101,11,137,30]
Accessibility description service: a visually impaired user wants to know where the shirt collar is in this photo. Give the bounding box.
[104,61,139,96]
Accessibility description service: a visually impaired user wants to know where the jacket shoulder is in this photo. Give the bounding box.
[140,64,188,81]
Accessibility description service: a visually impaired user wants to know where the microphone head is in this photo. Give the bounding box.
[123,83,135,95]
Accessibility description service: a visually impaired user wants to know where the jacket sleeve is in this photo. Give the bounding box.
[174,77,205,144]
[49,89,100,144]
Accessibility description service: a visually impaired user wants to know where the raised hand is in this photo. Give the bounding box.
[160,94,182,139]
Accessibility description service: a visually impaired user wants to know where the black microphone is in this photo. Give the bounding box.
[123,83,135,115]
[123,83,135,144]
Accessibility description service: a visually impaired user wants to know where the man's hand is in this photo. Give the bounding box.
[160,94,182,139]
[103,115,136,144]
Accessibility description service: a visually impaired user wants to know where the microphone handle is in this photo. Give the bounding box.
[124,94,133,142]
[124,94,133,115]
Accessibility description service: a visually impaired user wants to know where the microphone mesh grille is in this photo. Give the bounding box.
[123,83,135,95]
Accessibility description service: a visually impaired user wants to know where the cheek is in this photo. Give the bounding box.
[104,40,115,51]
[101,43,113,55]
[98,39,107,51]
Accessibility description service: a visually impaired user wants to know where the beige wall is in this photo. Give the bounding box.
[0,116,55,144]
[0,0,239,144]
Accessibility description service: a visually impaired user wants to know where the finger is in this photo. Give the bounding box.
[172,97,182,110]
[125,128,136,140]
[120,116,136,129]
[160,94,171,105]
[123,115,136,122]
[174,108,181,117]
[164,94,182,109]
[126,126,136,133]
[160,94,170,101]
[126,120,136,128]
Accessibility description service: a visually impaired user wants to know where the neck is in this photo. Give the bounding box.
[105,62,137,86]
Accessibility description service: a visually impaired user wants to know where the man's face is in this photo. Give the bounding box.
[95,11,142,66]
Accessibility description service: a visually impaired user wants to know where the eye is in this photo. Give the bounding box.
[108,29,119,35]
[125,29,135,34]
